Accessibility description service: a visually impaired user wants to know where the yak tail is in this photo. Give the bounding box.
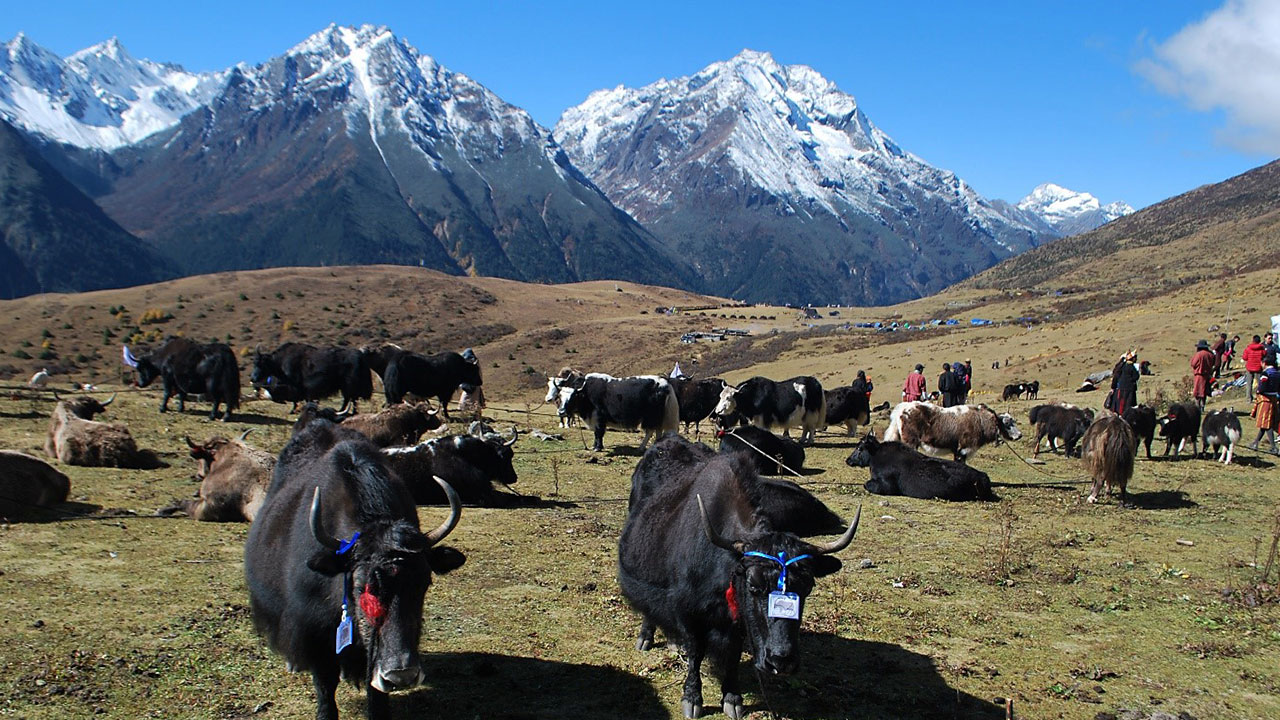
[660,383,680,435]
[883,404,905,442]
[1083,417,1135,497]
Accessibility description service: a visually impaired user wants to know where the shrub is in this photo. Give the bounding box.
[140,308,173,325]
[12,349,31,359]
[38,349,56,360]
[282,320,295,333]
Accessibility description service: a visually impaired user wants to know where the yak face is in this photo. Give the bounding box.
[484,437,519,486]
[308,520,465,692]
[844,434,877,468]
[544,377,564,404]
[62,395,113,420]
[732,535,843,675]
[133,358,162,388]
[996,412,1023,441]
[712,384,739,417]
[249,353,282,387]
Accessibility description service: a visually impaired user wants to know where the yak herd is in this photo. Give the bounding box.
[0,332,1258,720]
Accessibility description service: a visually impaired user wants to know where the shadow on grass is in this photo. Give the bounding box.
[226,412,292,426]
[0,410,44,419]
[1124,490,1197,510]
[400,651,667,719]
[1234,454,1277,469]
[747,634,1000,720]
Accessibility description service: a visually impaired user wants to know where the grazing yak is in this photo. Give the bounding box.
[1024,380,1040,400]
[1158,403,1202,458]
[244,419,464,720]
[44,395,163,469]
[1028,404,1095,458]
[713,376,826,445]
[364,345,481,419]
[0,450,70,520]
[1201,408,1242,464]
[884,402,1022,463]
[553,374,679,452]
[845,433,997,501]
[1083,413,1137,504]
[1121,404,1157,460]
[717,426,805,476]
[251,342,373,414]
[125,338,241,420]
[1001,383,1027,401]
[620,436,858,720]
[823,385,871,436]
[381,433,521,507]
[672,377,728,435]
[161,431,275,522]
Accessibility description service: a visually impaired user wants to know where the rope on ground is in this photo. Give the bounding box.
[999,440,1089,483]
[721,428,805,480]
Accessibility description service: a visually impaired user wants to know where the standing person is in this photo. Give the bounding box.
[1265,332,1279,367]
[902,364,927,402]
[962,359,974,403]
[852,369,873,400]
[1243,335,1266,403]
[1210,333,1227,378]
[1249,358,1280,454]
[951,361,970,405]
[1110,351,1140,415]
[1191,340,1217,410]
[1224,335,1240,372]
[938,363,958,408]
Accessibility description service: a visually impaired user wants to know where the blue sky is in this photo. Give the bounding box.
[5,0,1276,209]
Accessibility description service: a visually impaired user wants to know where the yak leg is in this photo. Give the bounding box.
[717,635,745,720]
[311,666,340,720]
[160,378,174,412]
[1032,431,1045,458]
[680,635,706,719]
[366,684,390,720]
[636,620,656,651]
[592,424,606,453]
[639,429,654,451]
[209,399,221,422]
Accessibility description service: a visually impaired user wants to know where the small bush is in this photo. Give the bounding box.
[140,308,173,325]
[12,349,31,359]
[38,349,56,360]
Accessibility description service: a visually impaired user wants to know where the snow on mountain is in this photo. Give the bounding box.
[0,33,227,150]
[555,49,1050,304]
[1017,182,1133,236]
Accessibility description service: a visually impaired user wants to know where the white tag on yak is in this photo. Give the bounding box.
[335,614,353,654]
[767,591,801,620]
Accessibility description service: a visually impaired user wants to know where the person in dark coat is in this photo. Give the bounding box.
[938,363,958,408]
[851,370,873,400]
[1110,351,1140,415]
[1249,358,1280,454]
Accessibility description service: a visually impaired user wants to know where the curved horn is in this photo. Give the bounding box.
[122,345,139,368]
[309,487,340,551]
[424,476,462,546]
[697,494,740,552]
[52,389,61,402]
[811,505,861,555]
[100,393,116,407]
[184,436,199,450]
[333,407,354,420]
[505,427,519,447]
[237,429,252,442]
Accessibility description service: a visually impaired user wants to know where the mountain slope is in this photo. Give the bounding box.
[0,118,177,298]
[965,159,1280,293]
[1017,183,1133,237]
[0,33,227,150]
[555,50,1050,305]
[33,26,695,288]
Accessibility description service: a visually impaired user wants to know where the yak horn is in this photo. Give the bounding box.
[697,494,740,552]
[309,487,341,550]
[505,428,519,447]
[100,393,116,407]
[811,505,861,555]
[423,476,462,546]
[237,429,252,442]
[184,436,199,450]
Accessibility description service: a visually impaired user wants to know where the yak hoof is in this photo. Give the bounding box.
[1086,494,1098,504]
[681,699,703,719]
[722,695,744,720]
[636,636,652,652]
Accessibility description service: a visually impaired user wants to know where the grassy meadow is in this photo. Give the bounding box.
[1,265,1279,719]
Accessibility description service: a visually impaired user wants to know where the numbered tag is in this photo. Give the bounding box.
[767,591,801,620]
[335,615,353,654]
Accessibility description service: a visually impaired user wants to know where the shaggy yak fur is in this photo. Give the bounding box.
[44,398,163,469]
[1028,403,1095,458]
[338,402,443,448]
[0,450,70,519]
[1082,413,1137,504]
[163,433,276,522]
[845,434,997,501]
[1121,404,1157,460]
[883,402,1021,463]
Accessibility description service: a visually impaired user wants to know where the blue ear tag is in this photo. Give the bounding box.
[767,591,801,620]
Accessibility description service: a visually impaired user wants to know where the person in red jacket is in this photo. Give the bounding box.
[902,364,926,402]
[1191,339,1217,410]
[1243,335,1266,403]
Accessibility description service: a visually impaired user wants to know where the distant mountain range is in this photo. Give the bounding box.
[2,28,1131,302]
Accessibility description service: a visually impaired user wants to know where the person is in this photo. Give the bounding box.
[1265,332,1279,367]
[1224,335,1240,372]
[902,364,926,402]
[951,361,970,405]
[963,358,974,403]
[1249,357,1280,454]
[1210,333,1227,378]
[1110,351,1140,415]
[1190,339,1217,410]
[1243,335,1266,403]
[851,369,873,400]
[938,362,958,408]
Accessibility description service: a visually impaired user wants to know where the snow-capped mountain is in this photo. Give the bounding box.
[21,25,694,287]
[555,50,1051,304]
[1017,183,1134,237]
[0,33,227,150]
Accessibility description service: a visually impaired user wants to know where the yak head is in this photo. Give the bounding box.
[844,433,879,468]
[60,393,115,420]
[698,495,859,676]
[307,478,465,693]
[982,405,1022,441]
[712,383,740,418]
[185,430,251,480]
[123,345,161,388]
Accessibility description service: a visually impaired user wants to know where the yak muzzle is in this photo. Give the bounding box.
[371,665,424,693]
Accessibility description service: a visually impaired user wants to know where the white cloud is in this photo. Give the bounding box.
[1135,0,1280,155]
